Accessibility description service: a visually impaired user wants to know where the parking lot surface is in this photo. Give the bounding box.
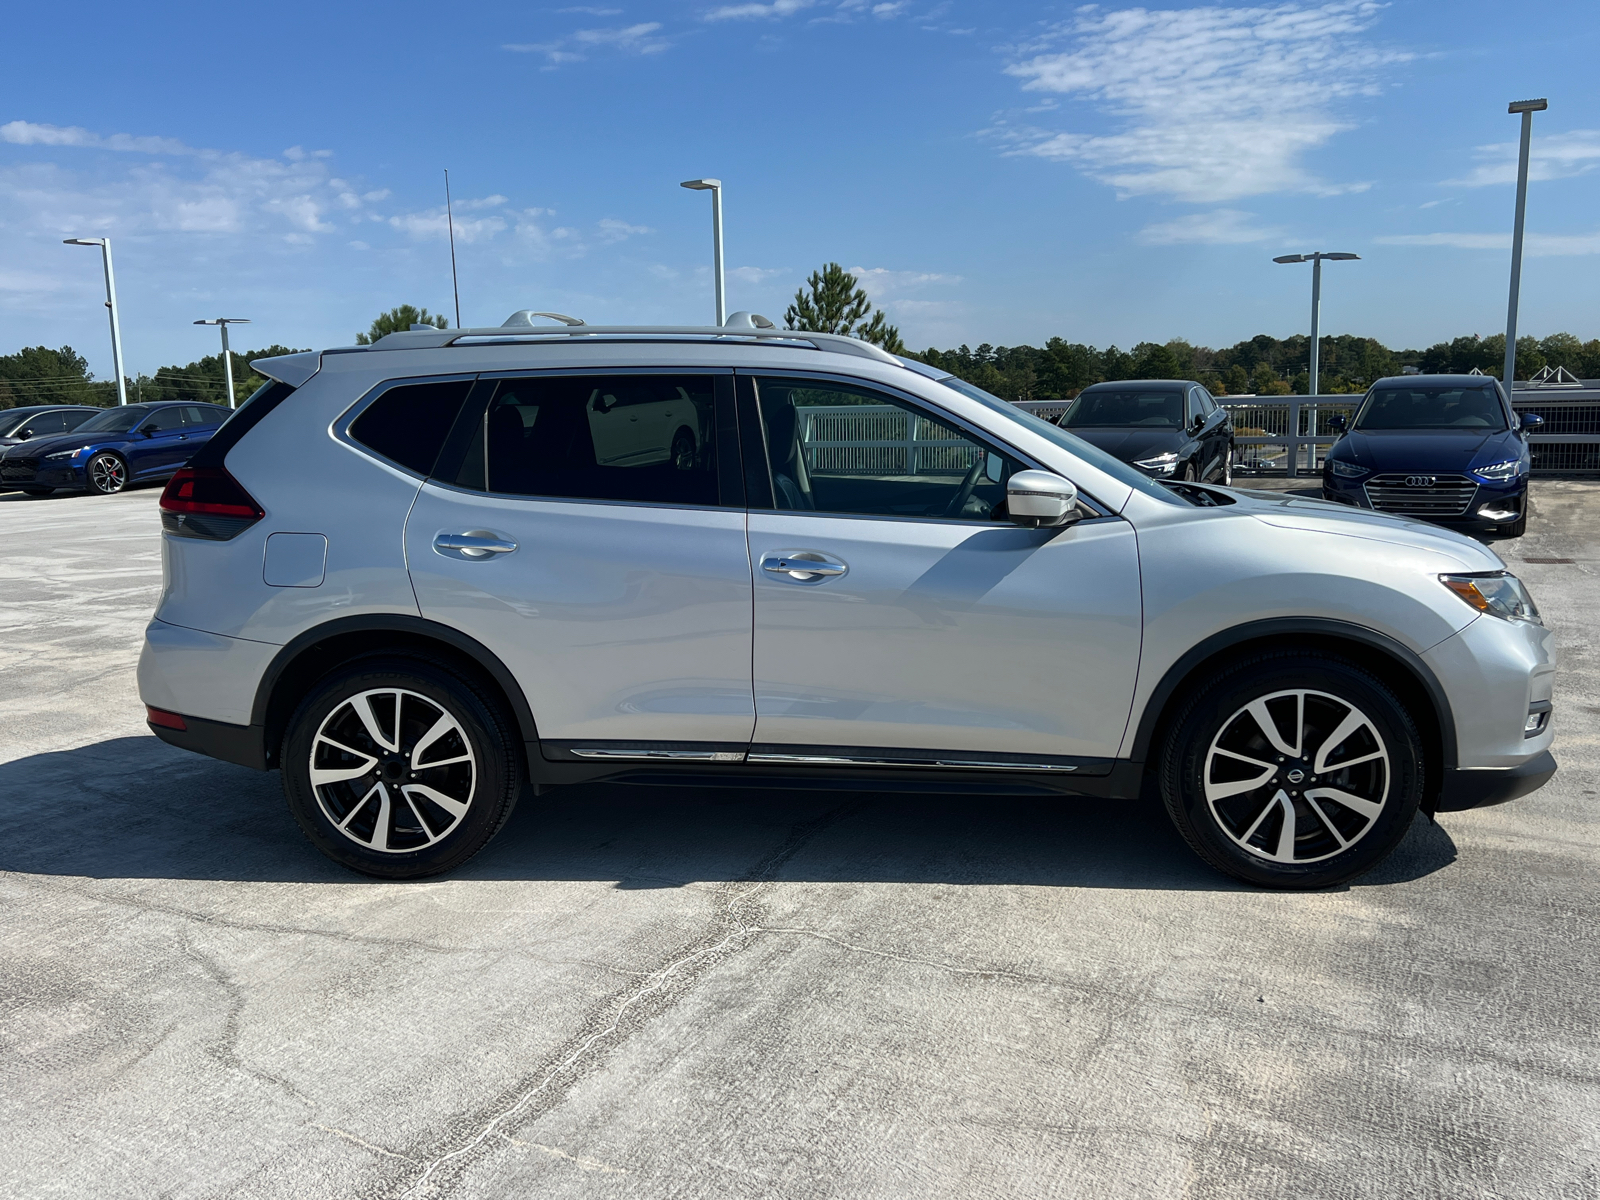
[2,481,1596,1199]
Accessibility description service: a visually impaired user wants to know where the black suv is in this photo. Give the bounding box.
[1057,379,1235,483]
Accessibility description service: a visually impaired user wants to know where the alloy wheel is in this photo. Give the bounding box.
[1203,688,1389,864]
[309,687,477,853]
[88,454,126,494]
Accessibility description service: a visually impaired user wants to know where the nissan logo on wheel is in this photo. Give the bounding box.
[1405,475,1437,487]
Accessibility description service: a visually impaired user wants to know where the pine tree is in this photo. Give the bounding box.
[355,306,449,345]
[784,264,905,354]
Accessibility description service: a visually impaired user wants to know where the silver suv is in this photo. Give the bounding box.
[137,317,1557,888]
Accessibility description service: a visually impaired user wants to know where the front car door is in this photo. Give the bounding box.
[403,370,754,759]
[127,406,189,478]
[742,372,1143,769]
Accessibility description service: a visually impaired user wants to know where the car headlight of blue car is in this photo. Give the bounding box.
[1329,459,1367,478]
[1472,458,1525,483]
[43,446,91,462]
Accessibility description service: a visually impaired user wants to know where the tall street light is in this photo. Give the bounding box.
[1503,98,1548,392]
[64,237,128,405]
[1272,252,1360,398]
[680,178,725,325]
[194,318,252,408]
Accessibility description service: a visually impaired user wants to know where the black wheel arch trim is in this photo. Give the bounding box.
[251,613,540,768]
[1130,617,1459,770]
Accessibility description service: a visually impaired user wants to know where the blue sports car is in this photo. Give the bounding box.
[1321,375,1542,538]
[0,401,232,496]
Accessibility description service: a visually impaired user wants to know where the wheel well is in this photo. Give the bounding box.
[1137,631,1449,809]
[257,625,536,770]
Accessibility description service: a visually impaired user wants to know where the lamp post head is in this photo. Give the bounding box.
[1508,98,1548,114]
[680,179,721,191]
[1274,252,1359,263]
[194,318,251,326]
[1323,253,1361,261]
[63,238,106,247]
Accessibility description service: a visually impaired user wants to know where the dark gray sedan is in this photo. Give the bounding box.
[1057,379,1235,484]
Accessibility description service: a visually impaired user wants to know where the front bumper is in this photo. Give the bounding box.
[1437,751,1557,811]
[0,457,88,490]
[1321,469,1526,529]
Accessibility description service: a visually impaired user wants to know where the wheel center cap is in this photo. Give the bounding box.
[380,756,409,783]
[1286,768,1306,784]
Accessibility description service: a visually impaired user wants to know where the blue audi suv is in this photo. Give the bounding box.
[0,401,232,496]
[1321,375,1541,537]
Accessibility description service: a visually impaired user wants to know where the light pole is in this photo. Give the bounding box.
[63,238,128,405]
[194,318,252,407]
[680,178,725,325]
[1274,251,1359,471]
[1503,98,1547,392]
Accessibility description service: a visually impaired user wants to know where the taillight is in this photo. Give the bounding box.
[146,705,188,731]
[159,467,264,540]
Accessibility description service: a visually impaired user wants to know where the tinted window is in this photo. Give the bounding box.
[351,379,475,475]
[181,405,225,427]
[61,409,95,431]
[1355,386,1506,431]
[16,411,71,437]
[1198,389,1218,416]
[1186,391,1204,426]
[141,407,186,434]
[1062,389,1184,429]
[756,377,1023,521]
[76,406,147,435]
[452,375,719,506]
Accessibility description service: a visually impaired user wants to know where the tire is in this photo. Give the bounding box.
[1179,461,1196,482]
[86,452,127,495]
[670,426,697,471]
[1503,514,1527,537]
[1159,652,1424,889]
[20,487,53,497]
[281,657,522,879]
[1220,446,1234,486]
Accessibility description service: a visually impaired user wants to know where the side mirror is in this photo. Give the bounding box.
[16,428,31,440]
[1192,414,1205,431]
[1006,470,1080,529]
[1328,414,1347,432]
[1520,412,1544,433]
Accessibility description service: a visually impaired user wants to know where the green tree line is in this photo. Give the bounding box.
[0,343,307,410]
[910,331,1600,401]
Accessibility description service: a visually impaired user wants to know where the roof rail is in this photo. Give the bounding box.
[366,323,903,365]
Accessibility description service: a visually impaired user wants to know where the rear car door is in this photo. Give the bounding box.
[403,371,754,758]
[741,372,1142,767]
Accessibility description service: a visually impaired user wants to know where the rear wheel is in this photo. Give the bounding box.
[671,426,696,471]
[86,452,127,495]
[281,658,522,878]
[1159,653,1423,889]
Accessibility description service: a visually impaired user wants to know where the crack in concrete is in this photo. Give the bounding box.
[496,1133,628,1174]
[394,797,871,1198]
[319,1125,420,1164]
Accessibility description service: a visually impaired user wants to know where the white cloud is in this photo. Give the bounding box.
[704,0,812,20]
[1444,129,1600,188]
[505,20,668,61]
[1137,208,1287,245]
[729,265,785,284]
[386,202,509,243]
[1,120,191,155]
[997,1,1408,203]
[846,266,961,300]
[596,218,653,243]
[1375,231,1600,256]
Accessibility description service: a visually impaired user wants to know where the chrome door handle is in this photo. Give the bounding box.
[434,533,518,558]
[761,552,847,580]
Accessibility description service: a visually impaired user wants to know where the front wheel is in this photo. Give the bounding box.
[281,658,522,878]
[1159,653,1423,889]
[86,452,127,495]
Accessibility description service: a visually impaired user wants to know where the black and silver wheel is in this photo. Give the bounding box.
[1220,446,1233,486]
[282,658,521,878]
[1160,654,1423,889]
[86,452,127,495]
[671,426,697,471]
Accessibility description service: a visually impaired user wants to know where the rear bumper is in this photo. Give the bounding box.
[149,713,269,771]
[1437,751,1557,811]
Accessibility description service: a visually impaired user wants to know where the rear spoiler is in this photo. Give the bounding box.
[249,350,321,388]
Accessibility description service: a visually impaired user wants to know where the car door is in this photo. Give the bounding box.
[127,406,189,478]
[404,370,753,756]
[742,372,1143,766]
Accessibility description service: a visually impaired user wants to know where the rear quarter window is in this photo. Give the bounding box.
[349,379,475,476]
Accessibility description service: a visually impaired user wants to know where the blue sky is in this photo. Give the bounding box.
[2,0,1597,376]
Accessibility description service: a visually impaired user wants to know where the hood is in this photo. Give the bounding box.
[1333,428,1516,474]
[2,430,118,458]
[1065,427,1185,461]
[1230,489,1504,572]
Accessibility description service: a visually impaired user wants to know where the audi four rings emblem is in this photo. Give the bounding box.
[1405,475,1437,487]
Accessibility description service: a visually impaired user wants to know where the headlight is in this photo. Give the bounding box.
[1439,572,1542,624]
[1133,451,1179,474]
[43,446,90,461]
[1329,459,1367,478]
[1472,458,1524,483]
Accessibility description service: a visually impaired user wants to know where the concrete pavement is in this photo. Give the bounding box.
[1,480,1596,1199]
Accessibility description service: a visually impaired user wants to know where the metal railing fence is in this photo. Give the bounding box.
[799,405,980,476]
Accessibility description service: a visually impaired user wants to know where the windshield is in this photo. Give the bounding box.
[1355,385,1507,431]
[74,406,148,435]
[1061,389,1185,428]
[935,376,1187,506]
